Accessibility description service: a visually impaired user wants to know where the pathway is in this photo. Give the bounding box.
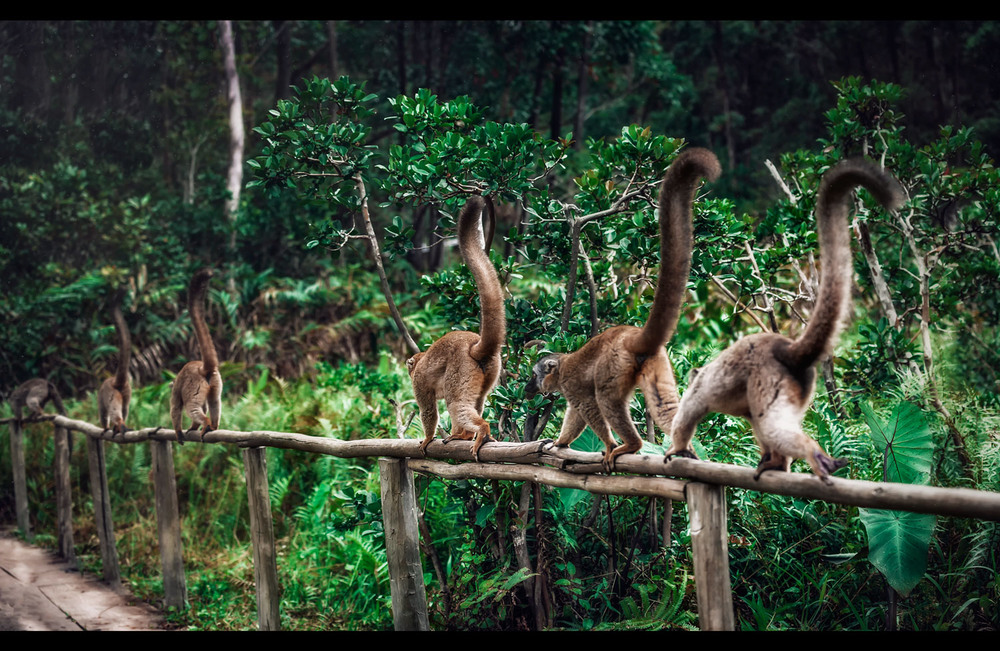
[0,526,167,631]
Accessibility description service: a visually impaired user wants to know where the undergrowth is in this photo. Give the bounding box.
[1,357,997,631]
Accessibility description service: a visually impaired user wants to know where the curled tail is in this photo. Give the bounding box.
[779,158,904,370]
[188,268,219,376]
[458,195,506,363]
[628,147,721,356]
[110,289,131,391]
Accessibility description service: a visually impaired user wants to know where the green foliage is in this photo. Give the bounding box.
[3,20,1000,631]
[859,509,936,598]
[574,126,682,213]
[312,355,408,439]
[861,401,935,485]
[382,89,565,208]
[825,77,907,157]
[250,76,569,275]
[249,75,379,209]
[594,568,697,631]
[842,317,920,393]
[858,401,937,598]
[452,562,536,628]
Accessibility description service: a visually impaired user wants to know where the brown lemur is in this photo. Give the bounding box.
[663,158,905,484]
[9,378,70,451]
[97,287,132,437]
[10,378,66,424]
[406,194,506,461]
[169,268,223,444]
[525,147,722,472]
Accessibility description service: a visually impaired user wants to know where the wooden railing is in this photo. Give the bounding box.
[6,413,1000,631]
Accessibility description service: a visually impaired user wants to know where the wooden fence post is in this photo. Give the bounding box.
[243,446,281,631]
[378,457,429,631]
[54,425,75,565]
[9,419,32,541]
[151,439,187,610]
[686,482,734,631]
[86,435,121,588]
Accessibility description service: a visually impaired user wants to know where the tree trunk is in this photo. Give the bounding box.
[326,21,339,78]
[274,20,292,101]
[219,20,245,272]
[573,22,593,149]
[396,21,408,96]
[513,483,541,628]
[905,235,973,471]
[711,22,736,173]
[550,23,566,141]
[12,22,52,118]
[528,52,546,132]
[422,21,441,91]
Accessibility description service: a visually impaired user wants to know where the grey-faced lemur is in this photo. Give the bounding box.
[526,147,722,472]
[664,158,904,484]
[407,195,506,461]
[169,268,222,444]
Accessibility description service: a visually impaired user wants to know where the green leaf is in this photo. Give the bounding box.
[475,503,496,527]
[860,401,934,485]
[499,567,536,593]
[858,401,937,598]
[859,508,936,597]
[555,487,591,512]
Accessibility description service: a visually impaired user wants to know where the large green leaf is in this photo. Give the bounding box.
[859,400,938,597]
[860,401,934,484]
[858,508,937,597]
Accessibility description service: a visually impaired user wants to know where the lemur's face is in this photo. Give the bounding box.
[526,355,562,396]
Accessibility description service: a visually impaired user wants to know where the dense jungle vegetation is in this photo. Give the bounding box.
[1,20,998,631]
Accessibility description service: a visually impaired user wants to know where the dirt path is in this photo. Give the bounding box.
[0,526,167,631]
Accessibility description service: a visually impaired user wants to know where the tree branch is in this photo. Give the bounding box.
[353,173,421,355]
[709,275,770,332]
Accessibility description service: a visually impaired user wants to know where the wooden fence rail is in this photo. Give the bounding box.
[6,413,1000,631]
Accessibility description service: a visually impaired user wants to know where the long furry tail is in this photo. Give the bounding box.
[48,382,66,415]
[779,158,904,369]
[628,147,721,356]
[188,268,219,376]
[111,288,131,390]
[459,195,506,363]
